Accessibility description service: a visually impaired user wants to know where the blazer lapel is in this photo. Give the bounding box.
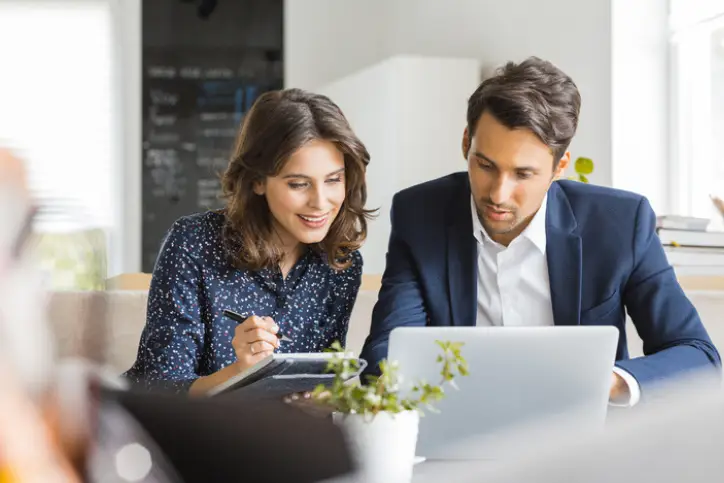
[545,182,582,326]
[447,179,477,327]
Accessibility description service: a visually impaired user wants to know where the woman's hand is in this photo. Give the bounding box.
[232,315,280,372]
[190,315,280,396]
[283,392,335,418]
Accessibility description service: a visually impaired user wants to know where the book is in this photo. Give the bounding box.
[206,353,366,399]
[656,215,711,232]
[657,228,724,249]
[664,246,724,266]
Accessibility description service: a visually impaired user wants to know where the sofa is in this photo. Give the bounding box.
[47,285,724,376]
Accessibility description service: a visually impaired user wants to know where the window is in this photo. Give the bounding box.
[669,0,724,224]
[0,1,117,288]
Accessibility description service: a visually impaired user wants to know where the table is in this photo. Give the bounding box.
[413,459,497,481]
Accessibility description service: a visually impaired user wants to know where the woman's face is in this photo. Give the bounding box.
[255,139,346,249]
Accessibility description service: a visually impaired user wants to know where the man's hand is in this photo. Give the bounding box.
[609,371,630,402]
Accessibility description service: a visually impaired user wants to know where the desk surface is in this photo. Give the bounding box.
[413,459,496,481]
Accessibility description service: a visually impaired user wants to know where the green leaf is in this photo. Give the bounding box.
[574,157,594,175]
[579,174,589,184]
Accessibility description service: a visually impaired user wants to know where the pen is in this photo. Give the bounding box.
[222,309,294,343]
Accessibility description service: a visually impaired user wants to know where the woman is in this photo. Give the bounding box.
[125,88,375,394]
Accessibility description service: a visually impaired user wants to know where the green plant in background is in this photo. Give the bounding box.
[33,228,107,291]
[311,340,468,418]
[567,156,594,183]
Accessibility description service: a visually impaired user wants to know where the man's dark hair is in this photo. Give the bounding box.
[466,56,581,166]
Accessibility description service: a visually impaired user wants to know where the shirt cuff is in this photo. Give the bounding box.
[610,366,641,407]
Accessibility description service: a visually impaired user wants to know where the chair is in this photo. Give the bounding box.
[106,273,152,291]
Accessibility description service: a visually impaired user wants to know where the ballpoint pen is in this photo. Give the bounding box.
[222,309,294,342]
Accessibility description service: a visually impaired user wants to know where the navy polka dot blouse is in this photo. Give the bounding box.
[124,211,362,393]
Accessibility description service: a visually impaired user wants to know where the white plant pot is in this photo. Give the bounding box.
[333,410,419,483]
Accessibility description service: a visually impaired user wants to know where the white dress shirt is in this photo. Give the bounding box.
[470,195,640,406]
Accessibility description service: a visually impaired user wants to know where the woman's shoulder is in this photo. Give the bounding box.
[166,210,225,243]
[158,211,229,266]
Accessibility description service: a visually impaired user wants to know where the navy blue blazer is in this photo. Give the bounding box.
[360,172,720,394]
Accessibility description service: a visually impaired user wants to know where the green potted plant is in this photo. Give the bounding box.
[310,341,468,483]
[567,156,594,183]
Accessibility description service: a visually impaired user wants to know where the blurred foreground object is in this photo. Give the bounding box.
[107,389,355,483]
[414,370,724,482]
[0,362,80,482]
[0,147,54,398]
[0,148,80,481]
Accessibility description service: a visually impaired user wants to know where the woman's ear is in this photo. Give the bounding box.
[253,179,266,196]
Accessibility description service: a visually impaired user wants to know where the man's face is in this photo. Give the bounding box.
[463,111,569,246]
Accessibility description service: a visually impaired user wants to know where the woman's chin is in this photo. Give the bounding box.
[295,229,330,245]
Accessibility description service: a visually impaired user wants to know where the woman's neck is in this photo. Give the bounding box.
[270,221,305,278]
[279,243,305,278]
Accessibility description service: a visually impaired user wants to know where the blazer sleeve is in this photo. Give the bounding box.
[359,194,429,378]
[617,197,721,392]
[124,221,206,393]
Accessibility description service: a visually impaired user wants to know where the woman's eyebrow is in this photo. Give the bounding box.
[282,167,345,179]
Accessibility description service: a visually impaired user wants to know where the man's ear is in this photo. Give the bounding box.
[253,179,266,196]
[462,127,471,160]
[553,151,571,180]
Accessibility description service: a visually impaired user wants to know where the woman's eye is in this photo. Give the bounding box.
[288,182,308,189]
[326,177,343,184]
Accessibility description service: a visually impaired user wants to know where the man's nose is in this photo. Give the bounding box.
[489,176,515,206]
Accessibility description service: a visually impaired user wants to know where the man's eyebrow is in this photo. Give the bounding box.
[472,151,497,165]
[282,167,345,179]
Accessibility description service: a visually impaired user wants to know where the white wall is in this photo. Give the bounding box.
[286,0,614,186]
[111,0,142,276]
[108,0,670,273]
[611,0,669,214]
[283,0,392,90]
[318,56,480,273]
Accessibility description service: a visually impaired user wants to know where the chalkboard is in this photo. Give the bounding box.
[141,0,283,272]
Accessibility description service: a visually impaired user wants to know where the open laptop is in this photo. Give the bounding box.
[388,326,619,460]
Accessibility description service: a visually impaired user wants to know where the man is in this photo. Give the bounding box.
[360,57,720,405]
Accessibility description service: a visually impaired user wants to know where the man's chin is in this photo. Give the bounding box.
[482,221,518,236]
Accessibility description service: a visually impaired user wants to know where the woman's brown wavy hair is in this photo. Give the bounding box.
[220,88,375,271]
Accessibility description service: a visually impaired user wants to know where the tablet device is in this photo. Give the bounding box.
[206,353,366,399]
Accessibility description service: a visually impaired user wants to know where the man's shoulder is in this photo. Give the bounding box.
[554,180,648,234]
[555,179,644,206]
[394,172,468,207]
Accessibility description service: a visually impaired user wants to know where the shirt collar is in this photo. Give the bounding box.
[470,193,548,253]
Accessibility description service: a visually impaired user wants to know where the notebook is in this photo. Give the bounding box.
[206,353,366,399]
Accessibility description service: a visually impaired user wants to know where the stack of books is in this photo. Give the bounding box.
[657,216,724,276]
